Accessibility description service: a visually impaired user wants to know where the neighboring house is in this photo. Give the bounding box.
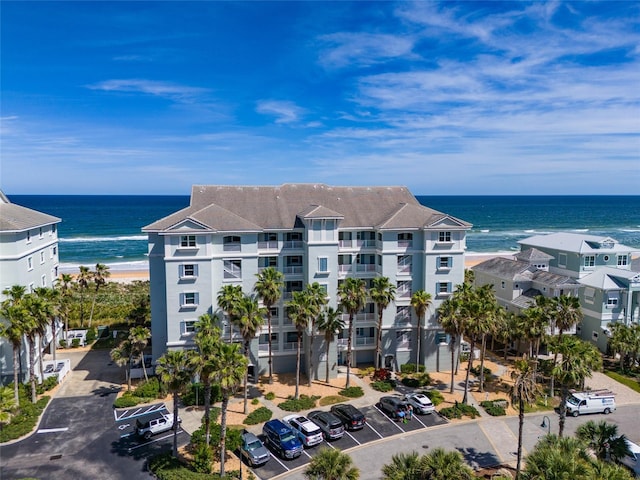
[517,233,640,352]
[143,184,471,378]
[0,191,62,385]
[473,248,581,325]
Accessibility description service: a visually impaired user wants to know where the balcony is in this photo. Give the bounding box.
[336,338,348,350]
[398,240,413,249]
[397,288,412,299]
[354,264,377,273]
[397,264,412,275]
[341,312,376,323]
[223,263,242,279]
[282,342,297,351]
[223,243,241,252]
[356,337,375,346]
[257,240,279,250]
[283,266,303,275]
[338,264,353,274]
[283,241,303,250]
[338,239,376,249]
[259,344,279,353]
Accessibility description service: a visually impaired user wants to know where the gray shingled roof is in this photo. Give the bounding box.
[471,257,534,281]
[144,184,471,232]
[580,267,640,289]
[520,232,636,254]
[0,198,61,232]
[515,248,554,262]
[512,289,542,309]
[530,270,580,287]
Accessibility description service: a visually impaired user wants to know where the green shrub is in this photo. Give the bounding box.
[371,380,395,392]
[251,398,260,405]
[243,406,272,425]
[192,443,213,473]
[357,366,375,378]
[338,386,364,398]
[278,394,319,412]
[71,338,81,348]
[0,395,50,443]
[440,403,479,420]
[470,365,492,377]
[133,377,160,398]
[401,372,431,388]
[423,390,444,406]
[400,363,426,374]
[59,339,67,348]
[36,376,58,394]
[113,394,142,408]
[85,327,98,343]
[264,391,275,401]
[148,453,232,480]
[182,383,222,406]
[480,399,508,416]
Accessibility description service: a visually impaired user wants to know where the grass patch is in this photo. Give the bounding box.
[148,452,239,480]
[243,406,272,425]
[338,386,364,398]
[0,395,50,443]
[605,371,640,394]
[480,399,508,416]
[440,402,480,420]
[371,380,395,392]
[319,395,347,406]
[278,395,319,412]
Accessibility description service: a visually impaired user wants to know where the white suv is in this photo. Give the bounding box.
[136,412,180,440]
[405,393,435,414]
[283,414,323,447]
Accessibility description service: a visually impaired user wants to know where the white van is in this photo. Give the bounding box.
[565,389,616,417]
[620,439,640,477]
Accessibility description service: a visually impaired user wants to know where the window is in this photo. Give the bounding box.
[180,235,196,248]
[617,255,628,266]
[50,246,55,259]
[259,333,278,352]
[398,232,413,247]
[501,281,506,289]
[40,251,45,264]
[41,275,46,287]
[181,320,197,335]
[224,259,242,279]
[27,257,33,270]
[395,306,411,324]
[180,264,197,278]
[558,253,567,268]
[438,231,451,242]
[181,292,198,307]
[26,230,31,243]
[39,227,43,239]
[583,255,595,268]
[435,332,449,345]
[396,330,411,349]
[397,255,412,273]
[223,236,241,251]
[438,256,452,269]
[437,282,451,295]
[52,224,56,234]
[269,307,279,318]
[606,296,619,308]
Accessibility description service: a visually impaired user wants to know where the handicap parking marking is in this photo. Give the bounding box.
[113,402,168,422]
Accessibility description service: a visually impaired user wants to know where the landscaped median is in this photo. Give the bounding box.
[0,378,58,443]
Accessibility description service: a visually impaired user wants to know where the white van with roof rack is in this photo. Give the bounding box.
[565,389,616,417]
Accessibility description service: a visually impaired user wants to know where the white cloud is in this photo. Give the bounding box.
[255,100,306,124]
[317,32,416,69]
[86,79,209,102]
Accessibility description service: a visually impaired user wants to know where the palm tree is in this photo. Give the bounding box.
[236,294,265,413]
[410,290,432,373]
[510,358,539,479]
[215,341,247,477]
[305,282,328,386]
[549,294,583,396]
[217,284,243,342]
[57,273,74,342]
[288,290,313,399]
[437,296,462,394]
[549,335,602,437]
[317,306,345,383]
[128,326,151,382]
[370,277,396,370]
[191,313,221,446]
[381,451,421,480]
[35,287,61,362]
[77,266,91,327]
[576,420,632,462]
[88,263,110,327]
[608,322,633,371]
[254,266,284,384]
[23,294,46,402]
[156,350,194,458]
[420,447,475,480]
[110,339,134,391]
[0,385,18,424]
[338,278,367,388]
[522,435,594,479]
[305,447,359,480]
[0,285,28,406]
[32,288,56,381]
[474,284,500,392]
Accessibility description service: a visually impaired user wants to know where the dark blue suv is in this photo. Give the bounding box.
[262,419,304,459]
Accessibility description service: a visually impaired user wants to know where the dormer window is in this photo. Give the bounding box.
[583,255,595,268]
[223,236,241,252]
[180,235,196,248]
[438,231,452,242]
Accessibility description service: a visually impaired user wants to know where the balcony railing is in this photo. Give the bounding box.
[282,241,303,250]
[224,264,242,279]
[283,266,303,275]
[355,264,376,273]
[282,342,297,351]
[259,344,279,352]
[257,241,279,250]
[258,265,278,273]
[397,264,412,274]
[338,239,376,249]
[397,288,412,299]
[356,337,375,346]
[336,338,348,350]
[398,240,413,248]
[223,243,241,252]
[338,264,353,274]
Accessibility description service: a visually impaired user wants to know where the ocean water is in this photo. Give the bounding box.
[9,195,640,271]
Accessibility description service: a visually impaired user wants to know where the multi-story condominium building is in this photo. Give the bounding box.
[472,248,582,342]
[0,191,61,385]
[517,233,639,352]
[143,184,471,379]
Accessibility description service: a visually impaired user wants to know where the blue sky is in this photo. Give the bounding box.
[1,1,638,195]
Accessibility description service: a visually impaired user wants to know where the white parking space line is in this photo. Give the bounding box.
[366,420,387,438]
[37,427,69,434]
[373,405,404,433]
[303,449,313,459]
[323,441,336,450]
[345,430,361,445]
[269,452,289,471]
[412,415,427,428]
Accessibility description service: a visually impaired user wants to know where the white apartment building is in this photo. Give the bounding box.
[143,184,471,379]
[0,191,61,385]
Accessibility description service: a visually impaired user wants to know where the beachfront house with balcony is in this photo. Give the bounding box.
[518,233,640,352]
[0,191,61,385]
[143,184,471,379]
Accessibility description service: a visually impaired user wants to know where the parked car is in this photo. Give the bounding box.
[308,410,345,440]
[136,412,180,440]
[240,431,270,467]
[283,414,323,447]
[330,404,366,430]
[262,419,304,459]
[405,393,435,414]
[379,396,410,419]
[620,438,640,478]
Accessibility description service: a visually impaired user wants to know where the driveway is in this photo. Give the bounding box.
[0,349,189,480]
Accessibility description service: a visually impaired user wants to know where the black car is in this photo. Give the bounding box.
[330,404,366,430]
[378,396,409,419]
[308,410,345,440]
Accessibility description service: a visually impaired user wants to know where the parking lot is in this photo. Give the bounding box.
[245,403,447,479]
